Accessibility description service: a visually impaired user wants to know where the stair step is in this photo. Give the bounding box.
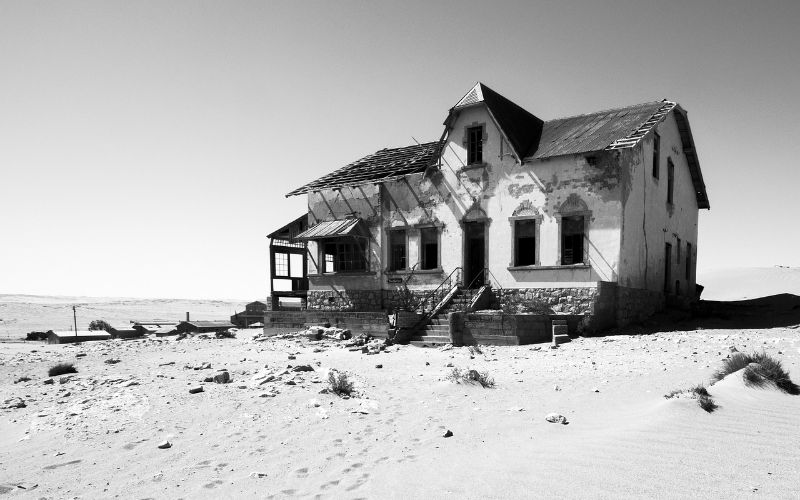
[423,325,450,332]
[428,318,449,325]
[409,335,451,346]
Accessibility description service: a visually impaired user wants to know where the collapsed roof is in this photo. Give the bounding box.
[286,83,709,208]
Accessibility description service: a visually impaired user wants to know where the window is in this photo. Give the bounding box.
[322,239,367,273]
[677,237,681,264]
[686,242,692,280]
[561,216,584,265]
[420,227,439,270]
[664,243,672,293]
[467,126,483,165]
[652,132,660,178]
[667,158,675,204]
[514,219,537,266]
[388,230,406,271]
[274,252,289,276]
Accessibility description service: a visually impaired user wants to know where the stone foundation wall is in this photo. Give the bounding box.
[307,290,383,312]
[495,287,599,315]
[450,312,583,346]
[263,311,388,337]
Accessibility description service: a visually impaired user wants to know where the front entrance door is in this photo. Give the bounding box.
[464,222,485,288]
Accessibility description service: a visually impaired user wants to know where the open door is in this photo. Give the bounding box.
[464,222,485,288]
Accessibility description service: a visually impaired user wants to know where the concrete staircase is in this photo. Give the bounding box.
[409,289,476,346]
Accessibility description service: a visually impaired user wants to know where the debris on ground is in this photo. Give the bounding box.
[545,413,568,425]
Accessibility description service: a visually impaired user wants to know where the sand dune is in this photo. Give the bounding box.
[1,322,798,498]
[698,266,800,301]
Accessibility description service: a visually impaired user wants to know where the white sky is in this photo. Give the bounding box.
[1,0,798,300]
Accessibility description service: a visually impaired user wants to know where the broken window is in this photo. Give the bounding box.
[514,219,537,266]
[467,126,483,165]
[322,239,367,273]
[652,132,660,178]
[561,216,585,265]
[667,158,675,204]
[420,227,439,270]
[388,230,406,271]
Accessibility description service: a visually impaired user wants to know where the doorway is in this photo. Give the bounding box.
[464,222,485,288]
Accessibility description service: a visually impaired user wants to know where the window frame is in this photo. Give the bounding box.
[652,131,661,179]
[466,125,484,165]
[319,237,369,274]
[418,226,441,271]
[509,216,540,267]
[387,229,407,272]
[667,157,675,205]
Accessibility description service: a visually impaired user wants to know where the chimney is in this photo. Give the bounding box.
[186,312,190,322]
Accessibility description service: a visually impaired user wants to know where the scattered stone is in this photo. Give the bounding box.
[375,364,383,369]
[592,387,600,393]
[203,377,214,383]
[76,353,87,358]
[291,365,314,372]
[443,430,453,438]
[445,363,454,367]
[14,376,31,384]
[465,370,480,381]
[545,413,568,425]
[59,376,74,384]
[213,371,231,384]
[308,398,321,407]
[189,387,204,394]
[249,472,268,478]
[425,362,430,366]
[2,398,26,409]
[288,354,296,360]
[285,380,297,386]
[121,380,139,387]
[104,359,121,364]
[157,441,172,449]
[43,379,54,385]
[553,385,561,391]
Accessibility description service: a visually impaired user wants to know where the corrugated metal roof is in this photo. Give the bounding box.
[267,214,308,239]
[184,320,235,328]
[49,330,111,338]
[294,218,364,241]
[530,101,672,159]
[286,142,441,197]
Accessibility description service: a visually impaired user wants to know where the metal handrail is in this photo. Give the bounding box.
[417,267,462,315]
[465,268,503,302]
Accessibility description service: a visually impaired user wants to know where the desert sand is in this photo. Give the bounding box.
[2,316,799,499]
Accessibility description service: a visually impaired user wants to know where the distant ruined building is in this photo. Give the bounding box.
[265,83,709,344]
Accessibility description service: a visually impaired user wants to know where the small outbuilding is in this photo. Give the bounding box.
[108,323,141,339]
[176,320,235,334]
[231,301,268,327]
[47,330,112,344]
[132,321,179,336]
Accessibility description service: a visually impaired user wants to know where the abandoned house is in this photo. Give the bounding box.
[265,83,709,344]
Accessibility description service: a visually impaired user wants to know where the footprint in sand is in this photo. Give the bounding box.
[203,480,224,489]
[294,467,309,478]
[319,479,340,490]
[123,439,148,450]
[374,456,389,464]
[43,459,82,470]
[345,473,370,491]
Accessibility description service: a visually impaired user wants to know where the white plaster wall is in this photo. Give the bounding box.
[619,112,700,294]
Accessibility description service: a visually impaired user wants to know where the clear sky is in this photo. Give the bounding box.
[1,0,798,300]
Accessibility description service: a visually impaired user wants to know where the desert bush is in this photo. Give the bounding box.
[88,320,112,331]
[48,363,77,377]
[446,367,495,388]
[327,370,355,396]
[713,351,799,394]
[664,384,717,412]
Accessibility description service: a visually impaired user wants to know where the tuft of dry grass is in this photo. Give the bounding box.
[446,367,495,388]
[48,363,77,377]
[664,384,717,412]
[713,352,799,394]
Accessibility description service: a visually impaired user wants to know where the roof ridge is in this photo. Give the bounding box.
[546,100,668,123]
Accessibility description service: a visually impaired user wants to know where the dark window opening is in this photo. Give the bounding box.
[388,230,406,271]
[274,252,289,277]
[420,227,439,270]
[323,239,367,273]
[561,216,585,265]
[667,158,675,204]
[686,242,692,280]
[675,280,681,296]
[515,220,536,266]
[677,237,681,264]
[652,132,660,178]
[467,126,483,165]
[664,243,672,293]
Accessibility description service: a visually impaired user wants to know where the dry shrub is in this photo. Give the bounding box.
[48,363,77,377]
[327,370,355,396]
[446,367,494,388]
[664,384,717,413]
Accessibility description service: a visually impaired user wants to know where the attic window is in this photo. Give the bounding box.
[467,126,483,165]
[667,158,675,204]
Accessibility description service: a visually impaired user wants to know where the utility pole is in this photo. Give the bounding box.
[73,306,78,336]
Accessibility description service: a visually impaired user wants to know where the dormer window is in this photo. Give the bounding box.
[467,125,483,164]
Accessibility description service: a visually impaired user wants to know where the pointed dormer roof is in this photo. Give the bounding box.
[449,82,544,161]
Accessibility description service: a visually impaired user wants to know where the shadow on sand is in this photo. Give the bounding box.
[609,293,800,335]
